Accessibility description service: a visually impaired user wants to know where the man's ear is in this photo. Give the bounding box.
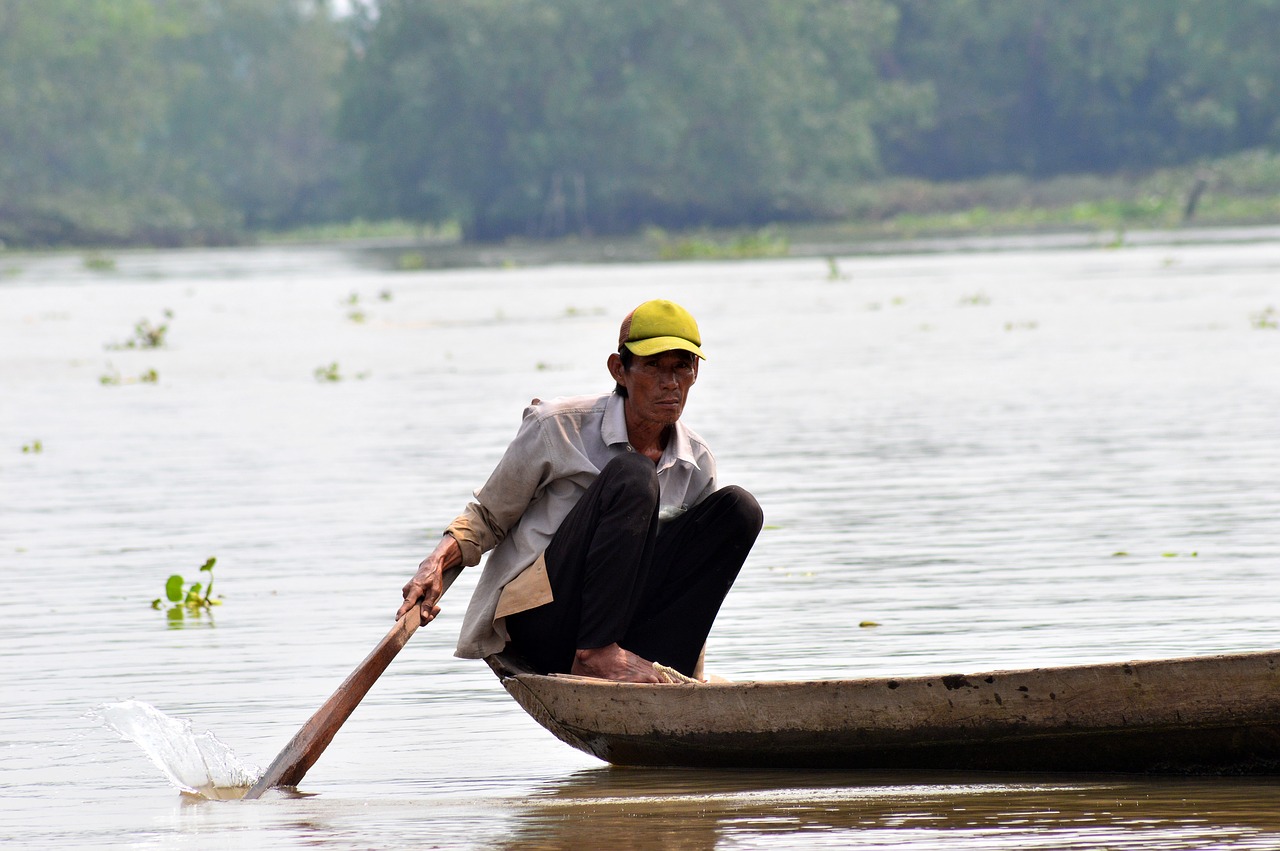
[607,352,624,384]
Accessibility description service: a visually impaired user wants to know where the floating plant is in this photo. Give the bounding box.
[152,557,221,621]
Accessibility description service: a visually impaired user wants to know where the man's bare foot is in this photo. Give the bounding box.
[572,643,663,683]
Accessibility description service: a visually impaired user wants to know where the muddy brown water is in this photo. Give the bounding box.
[2,234,1279,848]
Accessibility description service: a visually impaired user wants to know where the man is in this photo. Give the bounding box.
[397,299,762,683]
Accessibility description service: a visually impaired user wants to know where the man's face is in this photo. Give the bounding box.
[611,349,699,428]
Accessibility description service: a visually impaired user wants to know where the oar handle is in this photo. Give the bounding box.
[244,566,462,799]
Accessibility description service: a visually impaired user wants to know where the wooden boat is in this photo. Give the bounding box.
[485,649,1280,774]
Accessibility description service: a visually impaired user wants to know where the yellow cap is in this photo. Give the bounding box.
[618,299,705,359]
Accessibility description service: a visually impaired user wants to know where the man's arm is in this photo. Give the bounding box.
[396,400,557,626]
[397,534,463,624]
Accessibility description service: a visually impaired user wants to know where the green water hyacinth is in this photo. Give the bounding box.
[152,558,221,617]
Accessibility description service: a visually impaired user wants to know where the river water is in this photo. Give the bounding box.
[2,232,1279,849]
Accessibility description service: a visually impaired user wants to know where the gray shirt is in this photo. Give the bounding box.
[447,392,716,659]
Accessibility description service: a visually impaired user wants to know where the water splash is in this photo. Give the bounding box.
[90,700,261,799]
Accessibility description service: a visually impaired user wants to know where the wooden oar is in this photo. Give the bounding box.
[244,567,461,799]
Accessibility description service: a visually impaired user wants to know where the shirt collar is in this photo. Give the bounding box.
[602,392,630,447]
[659,420,698,473]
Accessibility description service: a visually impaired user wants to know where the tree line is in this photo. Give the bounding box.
[2,0,1277,247]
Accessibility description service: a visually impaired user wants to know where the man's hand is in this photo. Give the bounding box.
[397,536,461,624]
[571,643,664,683]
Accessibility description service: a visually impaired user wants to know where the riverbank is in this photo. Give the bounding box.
[6,149,1280,272]
[270,147,1280,268]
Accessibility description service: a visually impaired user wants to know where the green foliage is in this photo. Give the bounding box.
[0,0,178,245]
[152,557,220,619]
[83,254,117,272]
[107,311,172,350]
[314,362,342,382]
[396,252,428,271]
[314,362,369,382]
[804,148,1280,240]
[21,440,43,454]
[100,367,159,385]
[259,218,455,244]
[0,0,350,246]
[1112,550,1198,558]
[651,227,791,261]
[1252,307,1278,330]
[4,1,1280,247]
[340,0,896,239]
[157,0,353,231]
[881,0,1280,179]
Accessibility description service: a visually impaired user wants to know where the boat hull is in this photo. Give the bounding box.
[485,651,1280,773]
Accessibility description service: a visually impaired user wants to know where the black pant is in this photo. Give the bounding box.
[505,452,763,677]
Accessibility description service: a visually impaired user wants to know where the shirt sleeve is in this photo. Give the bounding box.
[691,472,717,507]
[442,403,554,566]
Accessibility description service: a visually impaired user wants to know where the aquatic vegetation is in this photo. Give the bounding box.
[83,254,117,272]
[859,621,881,628]
[867,297,908,311]
[151,558,221,620]
[341,291,376,322]
[563,305,605,317]
[21,439,43,454]
[107,311,172,350]
[652,227,790,261]
[1251,306,1277,329]
[100,367,159,385]
[959,292,991,306]
[314,362,369,382]
[379,289,393,301]
[397,251,427,270]
[1113,550,1198,558]
[1004,321,1039,331]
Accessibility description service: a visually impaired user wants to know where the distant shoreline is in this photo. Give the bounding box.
[6,223,1280,285]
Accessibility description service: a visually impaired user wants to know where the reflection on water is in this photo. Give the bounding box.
[2,235,1279,849]
[503,769,1280,849]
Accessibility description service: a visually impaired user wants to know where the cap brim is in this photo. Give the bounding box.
[625,336,706,359]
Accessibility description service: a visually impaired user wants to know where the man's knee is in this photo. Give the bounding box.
[717,486,764,537]
[599,452,660,500]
